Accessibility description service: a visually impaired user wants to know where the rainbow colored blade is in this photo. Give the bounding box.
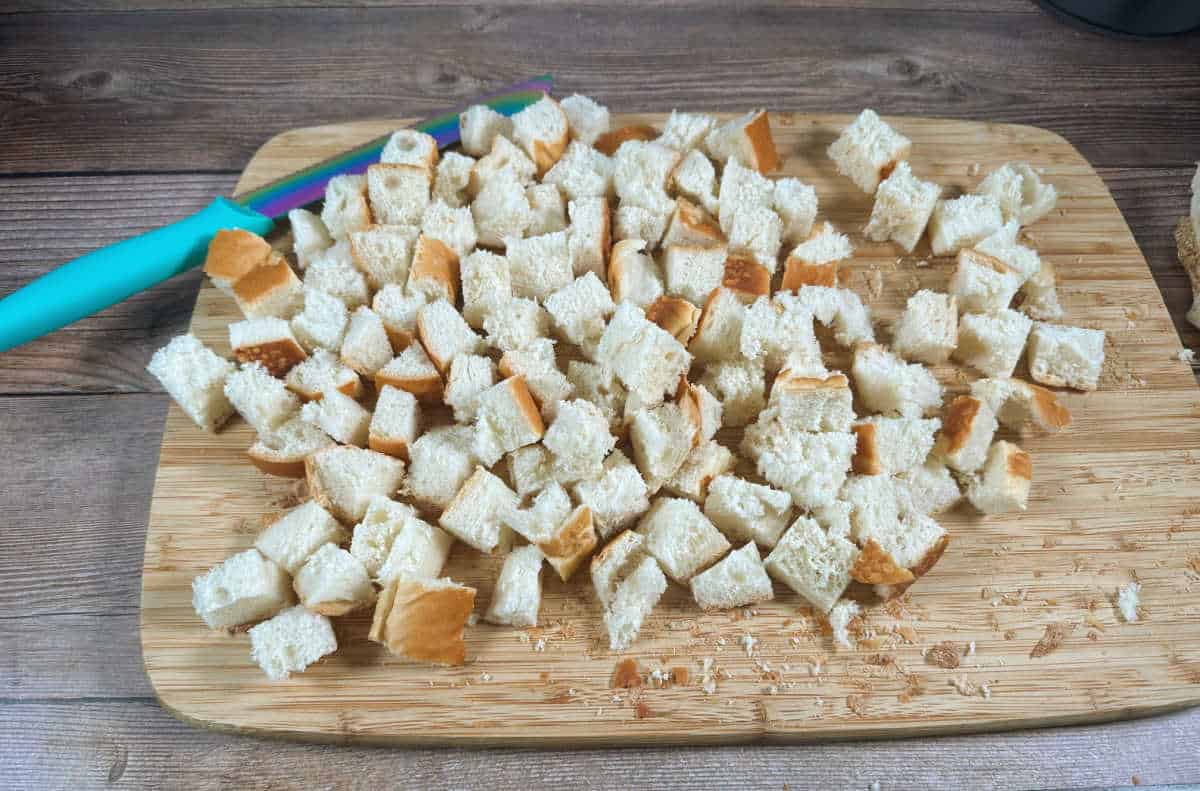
[235,74,552,219]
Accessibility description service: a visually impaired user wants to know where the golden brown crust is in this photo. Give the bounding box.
[781,257,838,291]
[958,248,1011,275]
[722,256,771,302]
[593,124,659,156]
[233,337,308,377]
[850,422,881,476]
[1028,382,1072,430]
[374,368,443,403]
[539,505,599,583]
[369,578,476,666]
[409,234,461,306]
[936,395,983,455]
[1007,446,1033,480]
[851,539,915,585]
[203,229,272,283]
[231,255,301,307]
[506,375,546,439]
[645,295,700,344]
[368,434,410,462]
[246,448,307,479]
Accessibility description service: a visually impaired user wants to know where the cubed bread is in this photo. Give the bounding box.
[662,244,727,306]
[232,255,305,320]
[741,418,856,510]
[484,544,544,627]
[670,148,720,216]
[1026,322,1105,391]
[204,228,273,292]
[975,219,1041,283]
[460,249,512,330]
[294,543,375,616]
[690,542,774,610]
[348,496,411,578]
[967,440,1032,514]
[703,109,778,173]
[675,379,722,443]
[663,439,736,502]
[949,249,1022,314]
[767,370,854,433]
[544,141,614,203]
[421,199,477,259]
[566,361,627,433]
[596,301,692,406]
[305,446,405,524]
[284,348,360,402]
[863,160,940,252]
[543,398,616,483]
[381,129,438,170]
[406,234,460,305]
[595,124,660,156]
[722,255,771,304]
[368,384,422,459]
[661,198,725,249]
[970,376,1071,433]
[928,194,1004,257]
[1019,258,1064,321]
[826,109,911,194]
[636,496,730,583]
[932,395,998,473]
[689,287,747,363]
[417,298,482,375]
[321,174,372,239]
[224,361,299,434]
[303,243,370,310]
[740,295,822,372]
[460,103,514,158]
[147,334,236,432]
[192,548,293,630]
[472,174,533,249]
[725,204,783,274]
[505,230,573,301]
[511,94,570,175]
[470,136,537,196]
[405,425,478,511]
[764,516,859,614]
[698,357,765,427]
[505,482,573,544]
[544,271,616,352]
[230,317,307,377]
[851,342,943,418]
[483,297,551,353]
[608,239,665,308]
[292,287,351,352]
[472,375,546,467]
[374,342,443,403]
[443,353,496,424]
[898,460,963,515]
[852,415,940,476]
[892,290,958,364]
[791,286,875,348]
[781,222,852,291]
[349,224,418,290]
[566,196,611,279]
[954,309,1034,378]
[560,93,610,145]
[497,338,573,420]
[613,139,680,214]
[438,467,520,553]
[604,551,667,651]
[773,177,819,246]
[247,416,336,477]
[573,449,651,539]
[248,605,336,680]
[370,577,476,666]
[658,110,717,153]
[287,209,334,271]
[629,402,698,492]
[704,475,793,549]
[366,164,429,227]
[525,182,567,236]
[433,151,476,209]
[976,161,1057,226]
[300,388,370,446]
[376,510,455,585]
[340,306,394,376]
[614,203,671,249]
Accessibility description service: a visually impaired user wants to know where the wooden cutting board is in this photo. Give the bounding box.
[141,113,1200,746]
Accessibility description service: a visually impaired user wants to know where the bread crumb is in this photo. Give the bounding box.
[1177,349,1195,363]
[1117,582,1141,622]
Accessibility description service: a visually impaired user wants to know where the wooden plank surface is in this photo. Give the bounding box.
[140,113,1200,747]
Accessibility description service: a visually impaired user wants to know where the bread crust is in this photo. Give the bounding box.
[368,434,410,461]
[370,578,476,666]
[593,124,659,156]
[539,505,599,582]
[410,235,461,306]
[742,110,779,174]
[645,295,700,344]
[204,229,272,283]
[850,422,881,476]
[374,367,443,403]
[935,395,983,455]
[233,337,308,377]
[851,539,915,585]
[723,256,770,302]
[232,255,300,308]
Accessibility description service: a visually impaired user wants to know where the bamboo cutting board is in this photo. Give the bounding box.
[141,113,1200,746]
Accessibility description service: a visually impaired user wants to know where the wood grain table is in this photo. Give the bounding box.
[1,2,1197,788]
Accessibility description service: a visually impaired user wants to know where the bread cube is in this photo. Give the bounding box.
[283,348,360,402]
[483,297,551,353]
[322,174,372,239]
[439,467,520,553]
[294,543,374,616]
[1027,322,1105,391]
[663,439,736,502]
[406,425,478,511]
[725,204,783,274]
[689,287,747,363]
[932,395,998,473]
[543,399,616,483]
[629,402,698,492]
[827,109,911,194]
[224,361,299,434]
[505,230,573,301]
[348,224,418,290]
[698,357,765,427]
[690,542,774,610]
[305,446,405,524]
[604,553,668,651]
[370,577,476,666]
[366,164,429,227]
[543,271,616,354]
[975,219,1041,283]
[247,416,336,478]
[381,129,438,170]
[670,148,720,216]
[248,605,336,681]
[566,196,611,279]
[764,517,859,614]
[976,161,1057,226]
[851,342,943,418]
[949,249,1022,314]
[954,309,1033,378]
[374,342,443,403]
[432,151,476,209]
[232,255,305,320]
[484,544,544,627]
[287,209,334,271]
[967,440,1032,514]
[970,377,1071,434]
[376,511,454,585]
[703,109,778,173]
[661,198,725,250]
[791,286,875,348]
[511,94,570,175]
[614,203,671,250]
[662,244,727,306]
[368,384,421,459]
[1019,258,1064,321]
[192,549,293,630]
[740,295,822,372]
[898,460,962,516]
[544,141,614,203]
[608,239,665,308]
[460,104,514,158]
[658,110,717,153]
[929,194,1004,257]
[741,419,856,510]
[303,243,370,310]
[470,135,537,196]
[595,301,692,406]
[471,174,533,249]
[863,160,940,252]
[573,449,651,538]
[781,222,851,291]
[417,299,482,375]
[767,370,854,433]
[147,334,236,432]
[204,228,272,292]
[560,94,610,145]
[892,290,957,364]
[421,199,476,259]
[229,317,308,378]
[613,140,680,214]
[473,376,546,467]
[299,388,369,446]
[852,416,941,476]
[348,496,412,578]
[704,475,793,549]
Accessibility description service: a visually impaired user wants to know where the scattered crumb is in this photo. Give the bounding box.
[1030,622,1071,658]
[925,641,961,669]
[1117,582,1142,622]
[1178,349,1195,363]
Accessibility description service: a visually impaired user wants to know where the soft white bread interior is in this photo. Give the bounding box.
[381,129,438,170]
[954,309,1033,378]
[863,160,940,253]
[892,290,958,364]
[851,415,941,476]
[248,605,337,681]
[368,384,422,459]
[459,104,514,158]
[690,542,774,611]
[560,94,610,145]
[340,306,394,376]
[405,425,478,511]
[305,446,405,524]
[543,398,617,483]
[230,317,308,377]
[300,388,370,447]
[976,161,1057,226]
[703,474,793,549]
[573,449,652,539]
[294,543,375,616]
[850,342,943,418]
[369,576,476,666]
[764,516,859,614]
[928,194,1004,257]
[147,333,236,432]
[1026,322,1105,391]
[192,548,293,630]
[472,375,546,467]
[292,287,351,353]
[484,544,544,627]
[248,415,336,478]
[224,361,300,434]
[967,440,1032,514]
[826,108,911,194]
[438,466,520,553]
[932,395,998,473]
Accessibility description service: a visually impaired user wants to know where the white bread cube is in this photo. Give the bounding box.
[147,334,235,432]
[294,543,374,616]
[967,440,1032,514]
[505,482,573,543]
[284,348,360,402]
[863,160,940,252]
[658,110,717,153]
[780,222,847,292]
[368,384,421,459]
[955,309,1033,378]
[303,243,369,310]
[566,361,627,432]
[230,317,308,378]
[505,230,573,301]
[405,425,477,511]
[764,516,859,614]
[300,388,370,446]
[898,460,962,515]
[703,110,778,173]
[321,174,372,239]
[444,353,496,424]
[305,446,405,524]
[526,183,567,236]
[949,249,1022,314]
[473,375,546,467]
[661,198,725,250]
[596,301,692,406]
[421,199,477,259]
[892,290,958,364]
[376,510,454,585]
[537,504,599,582]
[852,415,940,476]
[1027,322,1105,391]
[740,294,823,373]
[970,376,1071,433]
[349,224,418,290]
[791,286,875,348]
[663,439,736,502]
[851,343,943,418]
[1019,258,1064,321]
[676,379,722,443]
[725,204,783,274]
[287,208,333,270]
[471,174,533,249]
[366,164,429,227]
[247,416,336,478]
[433,151,476,208]
[511,94,570,175]
[224,361,299,434]
[192,549,293,630]
[560,94,610,145]
[348,496,411,578]
[614,203,671,249]
[636,497,730,583]
[976,161,1057,226]
[698,357,765,427]
[544,141,613,203]
[767,370,854,433]
[544,271,616,352]
[608,239,665,308]
[232,255,305,320]
[717,157,774,235]
[741,419,856,510]
[604,552,667,651]
[291,288,350,353]
[629,402,698,492]
[929,194,1004,257]
[574,449,652,539]
[438,466,520,553]
[417,299,482,375]
[670,148,719,215]
[381,129,438,170]
[566,196,611,279]
[826,109,911,194]
[470,135,537,195]
[459,250,511,330]
[340,306,394,376]
[497,338,573,419]
[932,395,998,473]
[975,219,1041,283]
[369,577,476,666]
[460,104,514,157]
[543,399,616,483]
[663,244,727,306]
[248,605,336,681]
[772,177,819,246]
[690,542,774,610]
[484,544,544,627]
[689,287,747,363]
[704,475,793,549]
[374,342,443,404]
[483,297,551,353]
[614,140,680,213]
[406,234,460,305]
[507,445,557,497]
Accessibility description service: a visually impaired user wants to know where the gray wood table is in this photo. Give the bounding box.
[1,2,1198,788]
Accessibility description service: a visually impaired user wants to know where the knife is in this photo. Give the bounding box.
[0,74,553,353]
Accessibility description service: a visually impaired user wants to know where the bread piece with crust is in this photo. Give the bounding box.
[294,543,375,616]
[460,249,513,330]
[192,549,292,630]
[374,342,443,403]
[892,290,957,364]
[321,174,373,240]
[781,222,852,292]
[417,298,482,375]
[472,376,546,467]
[566,196,611,279]
[691,542,774,610]
[147,334,236,432]
[573,449,651,539]
[497,338,573,420]
[381,129,438,170]
[851,342,943,418]
[224,361,299,434]
[248,416,336,477]
[764,516,859,614]
[299,387,370,446]
[970,377,1071,433]
[248,606,336,680]
[284,348,360,402]
[365,164,428,227]
[954,309,1033,378]
[637,497,731,583]
[460,104,514,158]
[608,239,665,308]
[689,287,747,363]
[933,395,998,473]
[976,161,1057,226]
[368,384,421,460]
[511,95,570,176]
[1026,322,1105,391]
[233,255,305,320]
[439,466,520,553]
[370,577,476,666]
[852,415,940,476]
[703,110,778,173]
[305,446,405,524]
[967,440,1032,514]
[484,544,544,627]
[255,500,347,574]
[827,109,911,194]
[929,194,1004,257]
[204,229,272,293]
[405,425,477,511]
[704,474,793,549]
[863,160,940,252]
[349,224,419,290]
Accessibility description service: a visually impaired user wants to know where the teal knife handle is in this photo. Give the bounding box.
[0,197,274,353]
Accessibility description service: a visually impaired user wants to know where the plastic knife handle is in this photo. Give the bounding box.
[0,197,274,353]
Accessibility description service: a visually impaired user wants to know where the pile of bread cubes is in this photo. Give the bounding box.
[149,95,1107,682]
